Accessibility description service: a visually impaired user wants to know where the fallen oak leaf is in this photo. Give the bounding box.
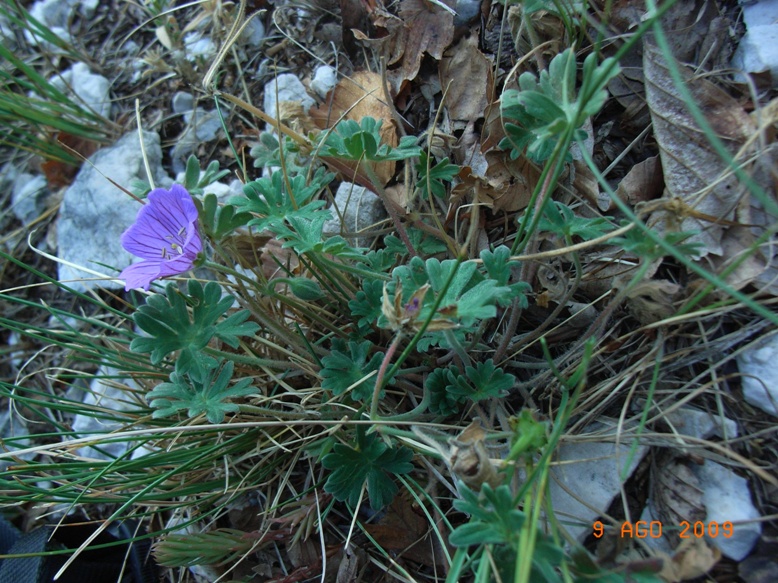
[440,34,494,122]
[387,0,455,94]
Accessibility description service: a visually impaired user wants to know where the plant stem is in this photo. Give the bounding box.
[238,404,315,419]
[370,332,404,420]
[203,347,298,371]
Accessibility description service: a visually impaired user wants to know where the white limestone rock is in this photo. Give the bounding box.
[57,131,170,292]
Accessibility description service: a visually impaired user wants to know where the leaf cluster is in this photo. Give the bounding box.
[538,200,613,242]
[229,168,363,258]
[415,151,459,199]
[320,339,385,402]
[230,168,332,234]
[500,49,620,162]
[322,427,413,510]
[147,359,256,423]
[380,247,528,349]
[130,280,258,370]
[316,117,422,162]
[427,359,516,415]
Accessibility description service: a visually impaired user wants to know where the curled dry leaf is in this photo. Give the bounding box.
[448,420,501,491]
[352,0,454,94]
[351,5,405,67]
[276,101,319,137]
[643,35,774,270]
[390,0,455,93]
[615,155,664,208]
[537,263,569,303]
[659,537,721,583]
[624,279,681,325]
[452,151,537,214]
[440,34,493,122]
[506,4,566,66]
[650,451,706,548]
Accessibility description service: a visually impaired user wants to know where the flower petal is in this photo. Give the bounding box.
[120,260,164,291]
[146,184,199,232]
[121,185,200,257]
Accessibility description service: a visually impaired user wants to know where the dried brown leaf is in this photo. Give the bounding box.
[650,452,706,548]
[615,155,664,207]
[624,279,681,325]
[440,34,493,122]
[644,37,758,257]
[365,495,443,567]
[453,152,536,214]
[659,537,721,582]
[351,5,405,67]
[387,0,455,93]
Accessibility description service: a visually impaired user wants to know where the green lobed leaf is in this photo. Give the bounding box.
[147,359,257,423]
[448,359,515,402]
[499,49,620,162]
[320,339,385,402]
[349,279,385,328]
[229,168,332,234]
[538,201,613,241]
[479,246,530,308]
[426,368,465,415]
[415,151,460,199]
[317,117,422,162]
[322,428,413,510]
[130,281,258,366]
[450,483,525,547]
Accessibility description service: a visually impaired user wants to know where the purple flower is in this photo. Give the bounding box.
[119,184,203,291]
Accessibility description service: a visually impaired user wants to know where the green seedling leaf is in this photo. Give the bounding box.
[612,222,703,261]
[507,409,548,462]
[278,213,361,257]
[538,200,613,241]
[250,131,309,175]
[147,359,256,423]
[195,192,252,241]
[448,359,515,402]
[384,229,448,259]
[426,368,464,415]
[181,155,230,195]
[415,151,460,199]
[450,483,525,546]
[322,427,413,510]
[353,248,398,275]
[317,117,422,162]
[229,168,333,234]
[130,280,259,366]
[349,279,385,328]
[499,49,620,162]
[479,246,530,307]
[321,339,385,402]
[184,155,201,191]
